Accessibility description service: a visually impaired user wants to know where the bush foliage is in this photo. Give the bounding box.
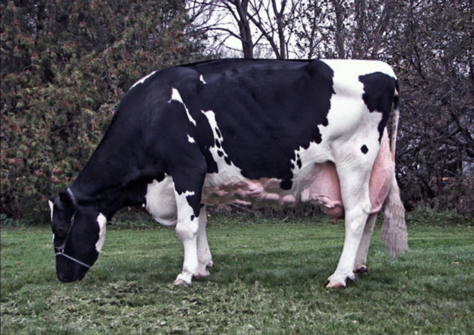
[1,0,473,220]
[1,0,209,219]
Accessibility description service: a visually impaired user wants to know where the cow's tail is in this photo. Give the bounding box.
[381,90,409,258]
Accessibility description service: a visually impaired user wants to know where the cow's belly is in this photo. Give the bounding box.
[202,177,298,206]
[202,131,393,218]
[146,133,393,225]
[200,162,343,217]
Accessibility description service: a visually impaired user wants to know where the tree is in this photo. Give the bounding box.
[294,0,331,59]
[2,0,473,218]
[225,0,255,58]
[187,0,300,59]
[292,0,473,214]
[390,0,474,213]
[1,0,208,219]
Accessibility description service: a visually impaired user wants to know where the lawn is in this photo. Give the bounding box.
[1,214,473,334]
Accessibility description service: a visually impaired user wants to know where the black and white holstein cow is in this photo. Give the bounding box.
[49,59,408,288]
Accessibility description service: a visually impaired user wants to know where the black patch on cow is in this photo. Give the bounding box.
[190,215,195,221]
[359,72,397,141]
[280,179,293,190]
[156,172,165,183]
[224,156,231,165]
[297,158,302,169]
[188,59,334,190]
[361,145,369,154]
[215,139,221,148]
[217,150,224,157]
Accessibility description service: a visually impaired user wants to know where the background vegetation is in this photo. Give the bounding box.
[1,0,473,220]
[0,0,210,219]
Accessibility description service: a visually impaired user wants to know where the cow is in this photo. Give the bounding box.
[49,59,408,288]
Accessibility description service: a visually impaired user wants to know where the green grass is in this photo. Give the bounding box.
[1,216,473,334]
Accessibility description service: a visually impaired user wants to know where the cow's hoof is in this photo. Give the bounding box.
[353,265,368,275]
[206,261,214,269]
[193,270,210,279]
[174,278,191,286]
[324,280,346,288]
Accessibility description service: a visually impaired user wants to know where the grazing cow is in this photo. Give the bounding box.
[49,59,408,288]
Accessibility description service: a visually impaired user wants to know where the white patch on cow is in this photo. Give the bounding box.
[130,71,157,90]
[95,213,107,253]
[48,200,54,222]
[287,61,396,181]
[169,88,197,126]
[174,188,200,285]
[169,87,182,103]
[145,177,178,227]
[323,59,397,81]
[202,110,222,140]
[315,60,387,161]
[187,134,195,143]
[199,74,206,84]
[181,190,195,197]
[201,110,244,186]
[52,234,55,243]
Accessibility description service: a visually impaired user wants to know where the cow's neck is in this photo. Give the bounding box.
[70,115,153,218]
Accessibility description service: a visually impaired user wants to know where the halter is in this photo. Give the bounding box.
[54,188,91,269]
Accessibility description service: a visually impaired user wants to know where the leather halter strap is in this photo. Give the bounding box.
[54,188,92,268]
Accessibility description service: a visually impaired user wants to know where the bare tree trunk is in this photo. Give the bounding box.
[271,0,287,59]
[353,0,366,58]
[331,0,346,58]
[223,0,254,58]
[236,0,254,58]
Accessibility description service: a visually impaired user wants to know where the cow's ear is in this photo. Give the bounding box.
[59,191,75,210]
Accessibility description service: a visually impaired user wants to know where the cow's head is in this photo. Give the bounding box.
[49,189,106,282]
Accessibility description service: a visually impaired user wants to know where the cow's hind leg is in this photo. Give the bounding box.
[353,213,377,275]
[325,160,374,288]
[193,205,214,279]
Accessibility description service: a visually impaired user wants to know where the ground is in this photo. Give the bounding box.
[1,213,473,334]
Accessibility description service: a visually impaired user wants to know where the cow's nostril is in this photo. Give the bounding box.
[57,273,68,282]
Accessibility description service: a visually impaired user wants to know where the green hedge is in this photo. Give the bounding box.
[1,0,209,220]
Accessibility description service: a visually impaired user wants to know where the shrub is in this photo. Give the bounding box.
[1,0,209,220]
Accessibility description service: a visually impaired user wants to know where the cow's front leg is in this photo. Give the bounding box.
[174,189,201,286]
[193,205,213,279]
